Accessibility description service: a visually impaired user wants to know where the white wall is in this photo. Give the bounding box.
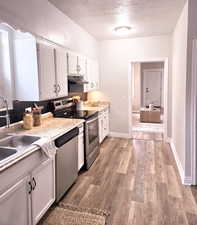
[171,2,188,175]
[97,35,172,136]
[0,0,98,59]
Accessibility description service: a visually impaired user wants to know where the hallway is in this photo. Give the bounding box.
[132,113,164,133]
[40,133,197,225]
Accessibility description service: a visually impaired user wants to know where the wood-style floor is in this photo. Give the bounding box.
[46,131,197,225]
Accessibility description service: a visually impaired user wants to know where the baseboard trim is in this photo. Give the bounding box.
[165,136,171,143]
[169,139,185,184]
[109,132,131,139]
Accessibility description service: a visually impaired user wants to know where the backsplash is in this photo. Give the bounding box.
[0,93,87,127]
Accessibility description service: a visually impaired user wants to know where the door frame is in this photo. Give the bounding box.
[128,57,169,140]
[190,40,197,185]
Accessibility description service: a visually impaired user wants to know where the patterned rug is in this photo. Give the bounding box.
[39,203,109,225]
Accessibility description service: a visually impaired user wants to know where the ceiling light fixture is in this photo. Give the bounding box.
[114,26,132,36]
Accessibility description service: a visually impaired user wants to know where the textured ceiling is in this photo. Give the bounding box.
[48,0,186,40]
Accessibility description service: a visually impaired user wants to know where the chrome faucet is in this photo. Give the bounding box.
[0,97,10,128]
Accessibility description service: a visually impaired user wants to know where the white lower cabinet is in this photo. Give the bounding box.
[31,158,55,225]
[0,156,55,225]
[78,125,84,171]
[99,113,104,143]
[0,176,31,225]
[99,108,110,143]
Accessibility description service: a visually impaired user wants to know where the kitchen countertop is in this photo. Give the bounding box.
[82,102,110,111]
[0,113,84,172]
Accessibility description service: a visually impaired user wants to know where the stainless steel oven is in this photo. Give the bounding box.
[85,114,99,169]
[52,98,100,170]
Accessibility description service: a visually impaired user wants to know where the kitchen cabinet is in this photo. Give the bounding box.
[103,108,110,138]
[67,52,86,76]
[78,124,84,171]
[31,158,55,225]
[0,176,31,225]
[0,150,55,225]
[37,43,56,100]
[14,32,68,101]
[99,108,110,143]
[78,55,86,76]
[67,52,78,75]
[86,59,100,92]
[54,48,68,97]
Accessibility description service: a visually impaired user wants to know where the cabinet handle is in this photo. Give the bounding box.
[57,84,61,93]
[28,181,32,194]
[54,84,57,93]
[32,177,37,190]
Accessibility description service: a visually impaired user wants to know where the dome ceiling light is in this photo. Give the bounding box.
[114,26,132,36]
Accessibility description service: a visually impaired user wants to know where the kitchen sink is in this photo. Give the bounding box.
[0,147,17,161]
[0,135,41,151]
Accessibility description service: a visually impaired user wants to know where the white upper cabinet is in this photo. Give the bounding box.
[37,43,56,100]
[67,52,78,76]
[86,59,100,91]
[54,48,68,97]
[67,52,86,76]
[78,55,86,76]
[14,32,68,101]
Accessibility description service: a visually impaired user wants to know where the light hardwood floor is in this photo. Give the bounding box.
[42,131,197,225]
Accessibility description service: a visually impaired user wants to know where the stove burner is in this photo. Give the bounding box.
[55,110,98,120]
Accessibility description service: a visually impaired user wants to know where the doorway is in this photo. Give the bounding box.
[129,58,168,139]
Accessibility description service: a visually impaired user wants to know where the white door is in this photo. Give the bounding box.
[55,48,68,97]
[31,158,55,225]
[0,176,31,225]
[67,52,78,75]
[142,70,163,107]
[37,43,56,100]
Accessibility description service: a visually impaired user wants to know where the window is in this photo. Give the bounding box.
[0,23,14,109]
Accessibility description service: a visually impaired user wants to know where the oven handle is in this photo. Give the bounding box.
[86,116,98,124]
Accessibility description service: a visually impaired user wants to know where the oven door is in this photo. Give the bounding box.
[85,115,99,156]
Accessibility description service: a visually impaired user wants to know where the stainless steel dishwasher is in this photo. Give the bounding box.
[55,127,79,202]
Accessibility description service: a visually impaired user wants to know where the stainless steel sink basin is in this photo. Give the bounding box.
[0,135,41,151]
[0,147,17,161]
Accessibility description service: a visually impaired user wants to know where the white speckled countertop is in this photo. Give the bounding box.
[82,102,110,111]
[0,113,84,172]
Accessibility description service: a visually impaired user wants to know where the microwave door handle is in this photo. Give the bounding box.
[86,117,98,124]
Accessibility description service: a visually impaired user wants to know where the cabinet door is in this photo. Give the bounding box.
[31,158,55,225]
[86,59,94,91]
[67,52,78,75]
[78,55,86,76]
[0,176,31,225]
[99,114,104,143]
[55,48,68,97]
[78,131,84,171]
[37,43,56,100]
[103,109,110,138]
[94,60,100,89]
